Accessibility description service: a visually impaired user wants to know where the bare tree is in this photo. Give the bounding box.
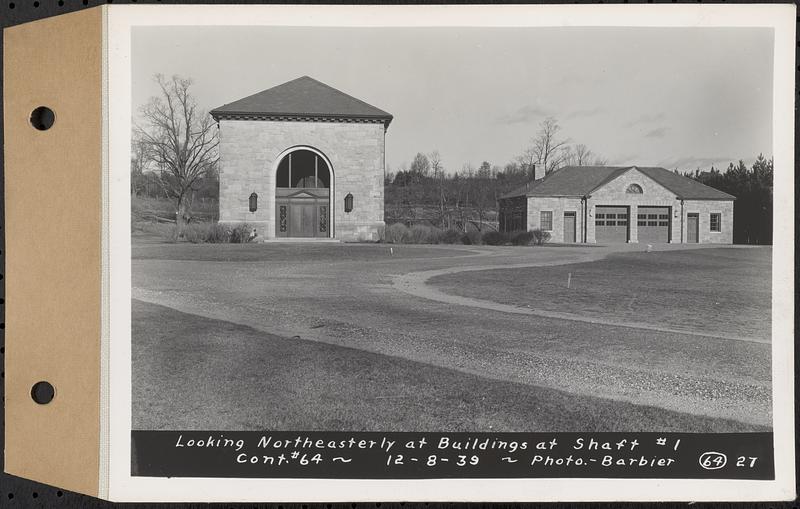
[428,150,449,228]
[137,74,218,236]
[516,146,538,179]
[531,116,570,173]
[130,134,149,197]
[574,144,594,166]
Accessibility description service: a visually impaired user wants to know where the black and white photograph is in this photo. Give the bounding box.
[131,23,774,432]
[114,4,793,498]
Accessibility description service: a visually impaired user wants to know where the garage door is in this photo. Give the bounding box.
[637,206,670,243]
[595,206,629,243]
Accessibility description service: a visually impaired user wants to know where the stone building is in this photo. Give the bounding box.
[210,76,393,241]
[498,165,735,244]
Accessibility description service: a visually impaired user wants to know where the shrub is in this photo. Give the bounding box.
[204,222,229,243]
[384,223,410,243]
[410,224,438,244]
[178,222,238,243]
[182,223,205,244]
[439,229,462,244]
[482,231,509,246]
[228,223,255,243]
[512,230,535,246]
[531,228,552,245]
[464,230,483,245]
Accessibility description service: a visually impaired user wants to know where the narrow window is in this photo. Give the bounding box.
[710,213,721,232]
[540,211,553,231]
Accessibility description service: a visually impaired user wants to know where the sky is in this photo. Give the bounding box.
[132,26,773,174]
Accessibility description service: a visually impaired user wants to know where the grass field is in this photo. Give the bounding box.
[429,248,771,339]
[133,300,764,432]
[132,241,469,262]
[132,242,772,431]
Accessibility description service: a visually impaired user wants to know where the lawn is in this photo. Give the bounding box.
[132,241,468,263]
[429,248,771,339]
[132,300,765,432]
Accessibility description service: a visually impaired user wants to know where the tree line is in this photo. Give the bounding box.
[680,154,773,245]
[386,117,607,231]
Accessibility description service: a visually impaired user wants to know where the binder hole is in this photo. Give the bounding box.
[33,0,38,6]
[32,492,38,499]
[30,106,55,131]
[9,2,15,8]
[31,381,55,404]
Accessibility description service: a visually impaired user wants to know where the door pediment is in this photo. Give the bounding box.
[288,190,317,199]
[276,187,331,199]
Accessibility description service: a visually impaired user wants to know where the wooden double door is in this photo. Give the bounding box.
[275,188,330,238]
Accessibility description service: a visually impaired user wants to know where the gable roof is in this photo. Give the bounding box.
[635,166,735,200]
[500,166,735,201]
[500,166,628,199]
[210,76,393,128]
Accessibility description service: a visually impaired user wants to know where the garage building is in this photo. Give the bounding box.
[498,165,735,244]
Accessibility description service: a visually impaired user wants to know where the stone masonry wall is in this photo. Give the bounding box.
[218,119,385,241]
[681,200,734,244]
[587,167,681,243]
[526,196,584,242]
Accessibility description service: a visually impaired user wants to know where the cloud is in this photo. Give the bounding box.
[623,112,666,128]
[497,105,552,124]
[644,127,669,138]
[566,107,604,119]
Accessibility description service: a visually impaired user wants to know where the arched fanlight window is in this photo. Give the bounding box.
[344,193,354,213]
[626,183,643,194]
[249,192,258,212]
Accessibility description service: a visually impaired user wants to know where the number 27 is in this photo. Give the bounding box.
[736,456,757,468]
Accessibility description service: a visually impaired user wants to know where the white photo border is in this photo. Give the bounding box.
[106,3,796,502]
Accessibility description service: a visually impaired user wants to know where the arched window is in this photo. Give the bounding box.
[276,149,331,189]
[626,183,643,194]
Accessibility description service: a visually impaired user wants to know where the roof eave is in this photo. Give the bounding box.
[677,195,737,201]
[210,110,393,126]
[528,193,586,198]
